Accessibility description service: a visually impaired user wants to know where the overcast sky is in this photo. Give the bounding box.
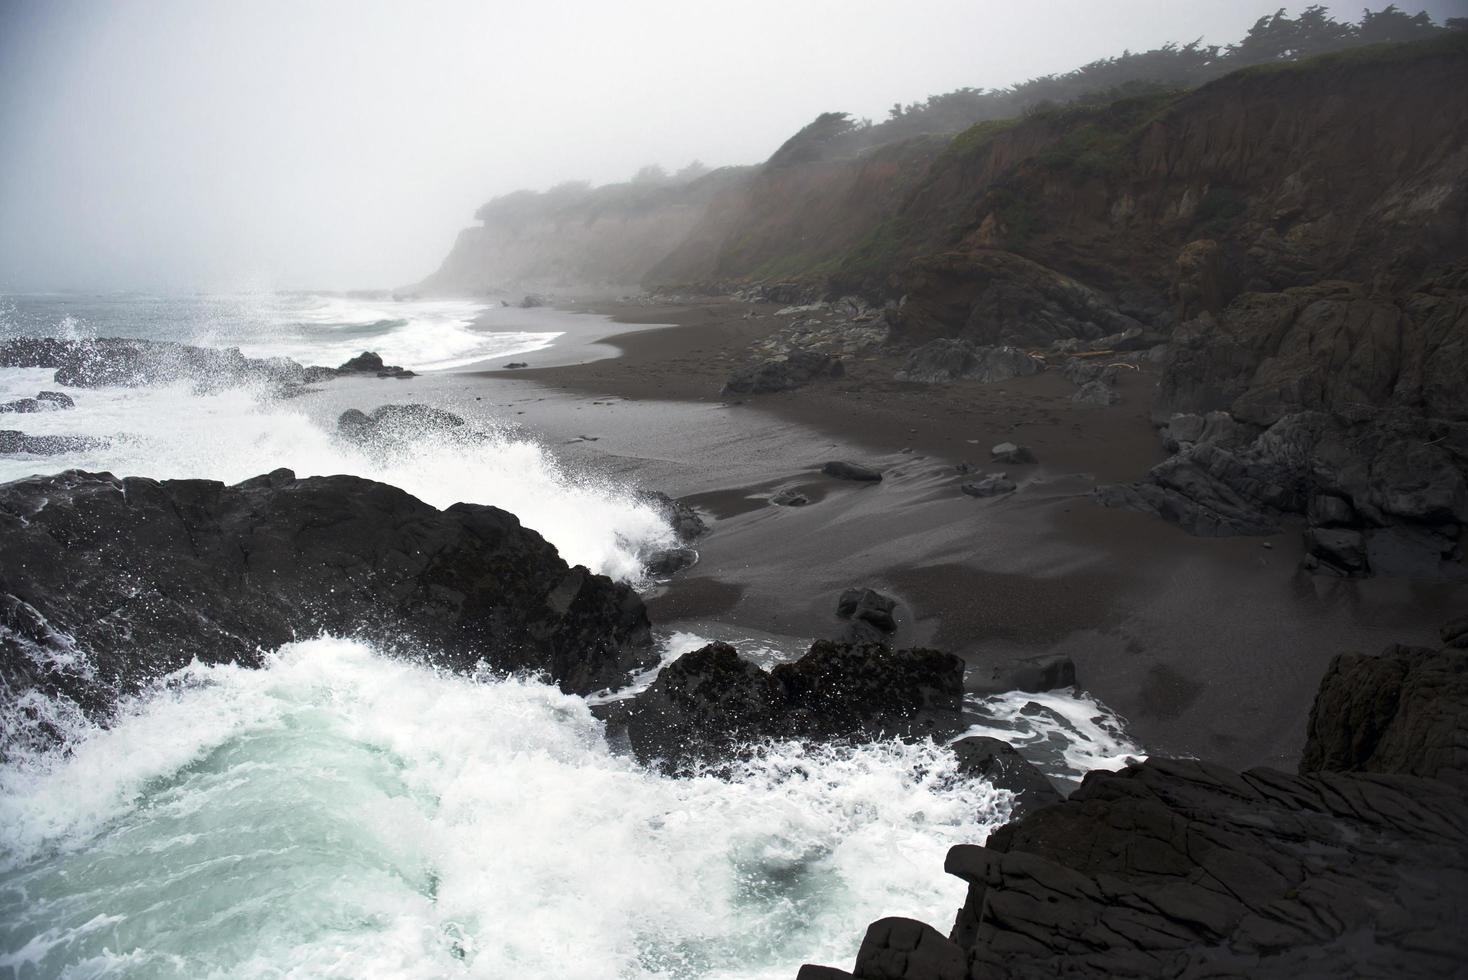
[0,0,1461,292]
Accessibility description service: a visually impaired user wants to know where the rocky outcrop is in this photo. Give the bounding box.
[723,350,845,395]
[0,337,414,391]
[1096,410,1467,578]
[801,636,1468,979]
[0,391,74,413]
[0,469,654,755]
[837,587,899,643]
[335,403,466,446]
[624,640,965,771]
[0,432,108,455]
[894,339,1044,384]
[951,736,1061,816]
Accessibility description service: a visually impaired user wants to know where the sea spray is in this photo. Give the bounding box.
[1,637,1010,980]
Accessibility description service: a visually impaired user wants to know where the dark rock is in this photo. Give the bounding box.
[0,470,655,751]
[951,736,1061,815]
[823,461,883,482]
[335,404,466,447]
[970,655,1078,694]
[0,399,42,414]
[1445,615,1468,650]
[771,488,811,507]
[1306,493,1356,527]
[960,475,1015,498]
[894,339,1044,385]
[644,546,697,576]
[635,490,707,543]
[954,462,977,475]
[624,640,966,770]
[36,391,74,409]
[722,350,844,395]
[837,588,898,633]
[808,637,1468,979]
[989,442,1036,464]
[1071,378,1119,407]
[519,294,546,308]
[1302,527,1370,577]
[0,336,311,391]
[503,361,528,369]
[337,351,385,373]
[0,431,109,455]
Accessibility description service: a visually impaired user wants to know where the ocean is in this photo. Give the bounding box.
[0,293,1142,979]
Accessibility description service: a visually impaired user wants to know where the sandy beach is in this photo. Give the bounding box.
[362,298,1468,772]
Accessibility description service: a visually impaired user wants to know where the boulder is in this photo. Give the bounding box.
[950,736,1062,815]
[960,475,1015,498]
[770,487,811,507]
[503,361,528,369]
[1302,527,1370,576]
[823,461,883,482]
[894,339,1044,385]
[519,294,546,308]
[335,404,466,447]
[624,640,966,771]
[1071,379,1120,407]
[722,350,845,395]
[635,490,707,543]
[837,588,899,638]
[643,546,698,577]
[0,391,74,413]
[0,469,655,753]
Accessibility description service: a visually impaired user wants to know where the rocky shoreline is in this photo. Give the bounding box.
[799,626,1468,978]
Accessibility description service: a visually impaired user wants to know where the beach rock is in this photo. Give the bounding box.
[635,490,708,543]
[837,588,898,635]
[0,391,74,413]
[0,336,312,391]
[625,639,966,771]
[808,637,1468,978]
[519,294,546,308]
[960,475,1015,498]
[0,431,109,455]
[335,403,466,447]
[894,339,1043,385]
[1071,379,1119,407]
[337,351,385,373]
[989,442,1035,464]
[643,546,698,577]
[823,461,883,482]
[0,470,655,752]
[1302,527,1370,576]
[503,361,528,369]
[722,350,844,395]
[950,736,1062,815]
[770,488,811,507]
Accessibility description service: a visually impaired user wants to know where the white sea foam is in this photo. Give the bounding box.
[0,373,674,582]
[0,637,1010,979]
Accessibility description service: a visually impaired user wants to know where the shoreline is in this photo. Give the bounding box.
[442,297,1465,770]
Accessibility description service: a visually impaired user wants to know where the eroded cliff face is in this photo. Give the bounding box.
[416,168,750,293]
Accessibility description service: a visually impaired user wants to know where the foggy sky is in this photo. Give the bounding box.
[1,0,1462,292]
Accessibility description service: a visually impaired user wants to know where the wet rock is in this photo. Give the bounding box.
[894,339,1043,385]
[770,488,811,507]
[823,461,883,482]
[951,736,1061,815]
[0,469,655,749]
[0,391,74,413]
[336,351,383,372]
[503,361,528,369]
[810,638,1468,978]
[1303,527,1370,576]
[1444,616,1468,650]
[625,640,966,771]
[643,546,698,577]
[989,442,1036,464]
[722,350,844,395]
[1071,378,1120,407]
[837,588,898,633]
[36,391,74,408]
[0,336,312,391]
[635,490,708,543]
[960,475,1015,498]
[335,404,466,447]
[519,294,546,308]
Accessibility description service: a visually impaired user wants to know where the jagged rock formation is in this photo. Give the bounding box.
[799,634,1468,979]
[0,469,654,756]
[623,640,965,771]
[894,339,1044,384]
[0,337,413,391]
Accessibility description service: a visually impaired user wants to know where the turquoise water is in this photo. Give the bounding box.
[1,639,1009,979]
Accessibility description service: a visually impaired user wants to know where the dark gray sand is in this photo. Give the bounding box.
[407,298,1468,770]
